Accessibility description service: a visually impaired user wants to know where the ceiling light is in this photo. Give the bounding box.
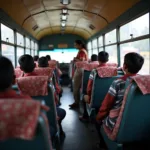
[60,0,71,5]
[62,8,68,14]
[61,22,66,27]
[61,15,67,20]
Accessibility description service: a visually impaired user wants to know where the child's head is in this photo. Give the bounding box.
[98,51,109,63]
[91,54,98,61]
[46,55,51,61]
[123,52,144,74]
[0,56,15,91]
[19,54,35,73]
[33,55,39,61]
[38,57,49,67]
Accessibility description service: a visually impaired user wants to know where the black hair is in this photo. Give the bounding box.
[75,40,86,49]
[98,51,109,63]
[33,55,39,61]
[0,56,14,91]
[46,55,51,61]
[91,54,98,61]
[38,57,49,67]
[19,54,35,73]
[124,52,144,74]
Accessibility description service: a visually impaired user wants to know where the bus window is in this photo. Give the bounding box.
[87,42,92,58]
[92,39,98,49]
[17,47,24,65]
[105,45,117,64]
[99,47,104,52]
[92,48,98,55]
[1,44,15,66]
[17,33,24,47]
[39,49,78,63]
[1,24,14,44]
[98,36,103,47]
[31,49,34,57]
[120,39,149,74]
[25,49,31,55]
[105,29,116,45]
[25,38,30,49]
[120,13,149,41]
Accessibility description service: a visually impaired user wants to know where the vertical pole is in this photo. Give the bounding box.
[0,22,2,55]
[14,29,17,67]
[116,27,120,66]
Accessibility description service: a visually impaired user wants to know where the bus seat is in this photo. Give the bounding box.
[86,67,120,116]
[107,63,118,67]
[0,100,52,150]
[17,76,58,135]
[34,68,53,78]
[81,70,91,97]
[117,71,124,75]
[100,75,150,150]
[14,68,23,78]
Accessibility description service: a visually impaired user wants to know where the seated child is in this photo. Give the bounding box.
[18,54,37,76]
[79,51,109,121]
[96,52,144,147]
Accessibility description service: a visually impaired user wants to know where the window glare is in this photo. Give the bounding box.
[1,44,15,66]
[98,36,103,47]
[120,13,149,41]
[105,45,117,64]
[92,39,97,49]
[39,49,78,63]
[120,39,149,74]
[17,47,24,66]
[17,32,24,46]
[105,29,116,45]
[1,24,14,44]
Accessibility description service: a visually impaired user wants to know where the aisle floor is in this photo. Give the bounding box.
[59,87,100,150]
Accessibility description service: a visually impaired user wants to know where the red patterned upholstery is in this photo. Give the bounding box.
[103,84,131,140]
[107,63,118,67]
[0,100,42,140]
[34,68,53,78]
[132,75,150,95]
[17,76,49,96]
[83,63,99,71]
[75,61,88,69]
[96,67,117,78]
[14,68,23,78]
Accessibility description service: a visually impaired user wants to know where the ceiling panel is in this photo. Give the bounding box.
[0,0,140,40]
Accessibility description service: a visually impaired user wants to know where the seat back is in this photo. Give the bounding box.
[0,100,52,150]
[0,115,52,150]
[81,70,91,95]
[14,68,23,78]
[32,84,58,133]
[116,80,150,142]
[34,68,53,78]
[90,75,121,109]
[17,76,58,134]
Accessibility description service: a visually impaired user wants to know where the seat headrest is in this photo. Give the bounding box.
[96,67,117,78]
[34,68,53,78]
[83,63,99,71]
[0,100,41,140]
[17,76,49,96]
[14,68,23,78]
[107,63,118,67]
[131,75,150,95]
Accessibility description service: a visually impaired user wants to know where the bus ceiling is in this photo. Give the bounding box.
[0,0,140,40]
